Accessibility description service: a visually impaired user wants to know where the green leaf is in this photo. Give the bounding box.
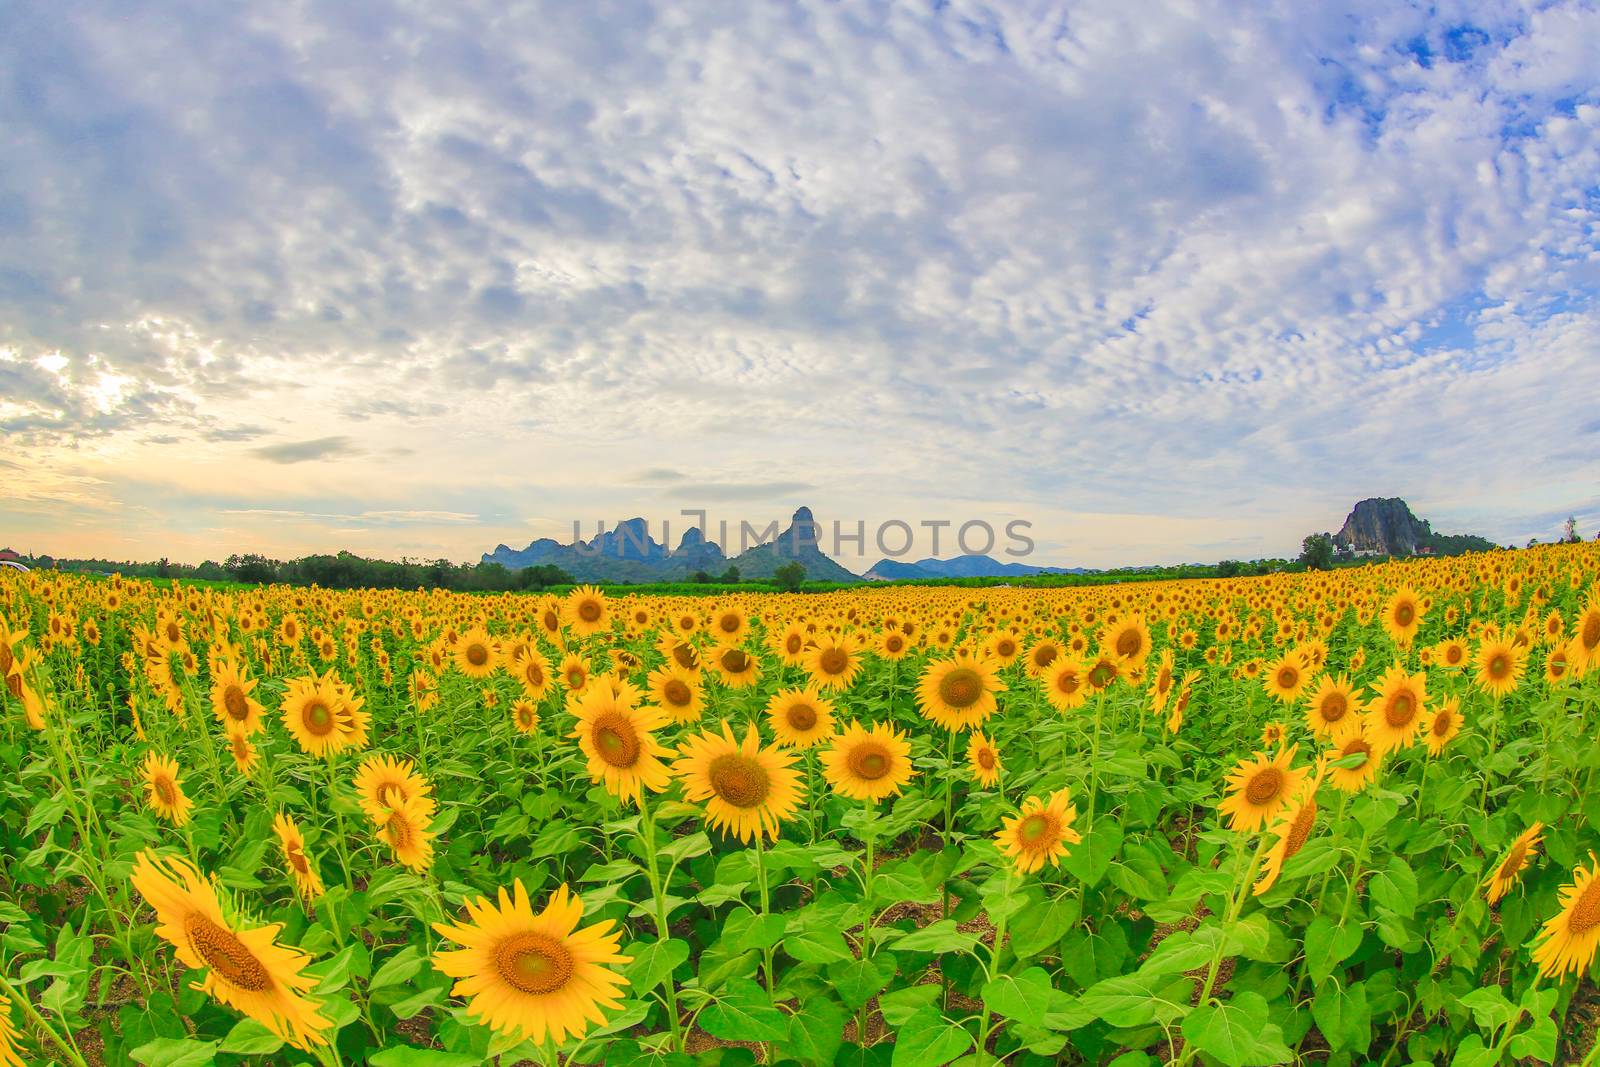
[1457,986,1519,1033]
[369,1048,485,1066]
[782,996,846,1066]
[1304,916,1363,984]
[1180,993,1293,1067]
[700,977,788,1042]
[129,1038,218,1067]
[981,967,1056,1029]
[369,945,426,991]
[1507,1014,1559,1063]
[1080,974,1159,1028]
[893,919,978,955]
[890,1008,974,1067]
[784,926,853,964]
[624,938,690,995]
[1009,892,1081,959]
[831,954,896,1011]
[1062,821,1123,888]
[1312,980,1370,1053]
[1369,857,1420,918]
[217,1019,284,1056]
[723,910,789,955]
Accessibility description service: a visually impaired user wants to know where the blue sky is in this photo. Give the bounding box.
[2,0,1598,570]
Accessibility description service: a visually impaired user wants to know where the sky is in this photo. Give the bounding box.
[3,0,1599,572]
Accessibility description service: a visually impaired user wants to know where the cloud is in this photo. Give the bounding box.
[2,1,1598,564]
[252,436,358,464]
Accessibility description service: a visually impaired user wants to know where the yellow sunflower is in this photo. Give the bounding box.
[821,721,916,803]
[142,752,193,827]
[1100,614,1152,668]
[1421,697,1463,756]
[274,813,324,902]
[672,722,803,842]
[917,651,1005,731]
[1218,745,1308,833]
[130,851,330,1049]
[0,992,24,1067]
[1484,823,1542,904]
[512,699,540,735]
[966,730,1003,787]
[280,672,359,758]
[708,605,749,645]
[209,659,265,737]
[1167,672,1199,734]
[353,754,437,826]
[559,653,592,695]
[1363,663,1427,755]
[707,644,761,689]
[771,622,810,665]
[569,684,673,803]
[226,732,259,776]
[647,664,705,725]
[1574,591,1600,673]
[1473,637,1526,699]
[1147,648,1177,712]
[1304,673,1357,738]
[1532,854,1600,978]
[563,585,611,637]
[875,628,911,661]
[1024,638,1064,677]
[432,882,630,1045]
[1325,721,1382,794]
[377,794,436,872]
[1380,587,1424,646]
[995,789,1081,874]
[766,686,836,748]
[455,627,500,679]
[511,647,552,700]
[1252,772,1320,896]
[1263,650,1309,705]
[804,633,865,691]
[1041,657,1090,712]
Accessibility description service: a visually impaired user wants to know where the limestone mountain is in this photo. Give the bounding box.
[1329,498,1496,557]
[729,507,861,583]
[863,554,1091,580]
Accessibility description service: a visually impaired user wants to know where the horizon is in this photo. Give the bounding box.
[4,3,1599,568]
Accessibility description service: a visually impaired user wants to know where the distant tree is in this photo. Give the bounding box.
[773,562,806,593]
[1216,560,1242,579]
[1299,534,1335,572]
[719,565,741,583]
[1565,516,1580,543]
[691,570,713,584]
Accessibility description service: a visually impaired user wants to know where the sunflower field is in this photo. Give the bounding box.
[2,545,1600,1067]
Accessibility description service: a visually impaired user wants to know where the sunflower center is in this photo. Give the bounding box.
[1319,693,1347,723]
[0,643,12,674]
[997,639,1016,657]
[1571,879,1600,936]
[1432,710,1454,736]
[1341,739,1372,766]
[786,635,803,654]
[1245,766,1285,806]
[1584,613,1600,651]
[153,775,177,807]
[719,614,740,634]
[939,668,983,709]
[1498,841,1528,882]
[592,713,641,768]
[1056,670,1081,695]
[785,702,817,731]
[673,644,697,670]
[494,932,575,995]
[6,673,22,698]
[525,663,545,687]
[303,700,334,736]
[708,754,771,809]
[1488,653,1509,679]
[1551,654,1568,678]
[543,610,560,632]
[386,811,415,850]
[1395,604,1415,626]
[1384,693,1416,728]
[466,643,489,667]
[1018,812,1058,846]
[721,649,750,673]
[379,783,405,808]
[1282,801,1316,859]
[1116,630,1142,657]
[885,635,904,653]
[1277,666,1298,689]
[977,748,995,770]
[185,914,273,992]
[1032,645,1057,668]
[1089,661,1116,688]
[223,685,251,722]
[847,742,891,781]
[578,601,601,623]
[287,846,310,875]
[819,648,849,675]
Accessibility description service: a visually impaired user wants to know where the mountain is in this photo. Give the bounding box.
[730,507,861,583]
[1329,498,1496,558]
[863,554,1092,581]
[482,507,859,583]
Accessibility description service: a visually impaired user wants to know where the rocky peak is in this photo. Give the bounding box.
[1334,498,1431,556]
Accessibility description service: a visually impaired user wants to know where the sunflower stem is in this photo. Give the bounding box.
[0,968,90,1067]
[636,794,685,1053]
[1176,834,1269,1067]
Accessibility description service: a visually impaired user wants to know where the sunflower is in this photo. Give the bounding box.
[227,732,259,776]
[1473,637,1526,699]
[1363,663,1427,755]
[1546,640,1577,686]
[1381,587,1424,646]
[995,789,1081,875]
[1421,697,1463,756]
[432,882,630,1045]
[1304,673,1357,738]
[917,651,1004,731]
[209,659,265,737]
[563,585,611,637]
[672,722,803,842]
[1041,658,1090,712]
[0,992,24,1067]
[1573,592,1600,675]
[1484,823,1543,904]
[142,752,193,827]
[1532,854,1600,978]
[766,686,836,748]
[875,628,911,661]
[647,664,704,725]
[986,631,1023,666]
[353,754,436,826]
[6,649,45,731]
[805,633,864,691]
[1024,638,1063,677]
[966,731,1003,787]
[569,685,673,803]
[455,627,500,679]
[280,672,359,758]
[1325,721,1382,794]
[274,813,324,902]
[1147,648,1176,712]
[1261,721,1286,749]
[708,605,749,645]
[512,699,540,735]
[1252,772,1320,896]
[1167,672,1199,734]
[1085,652,1123,692]
[378,794,436,872]
[1436,637,1469,670]
[1100,614,1152,668]
[1218,745,1308,833]
[821,721,916,803]
[509,648,552,700]
[129,851,330,1049]
[1263,650,1309,705]
[557,653,592,696]
[707,644,761,689]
